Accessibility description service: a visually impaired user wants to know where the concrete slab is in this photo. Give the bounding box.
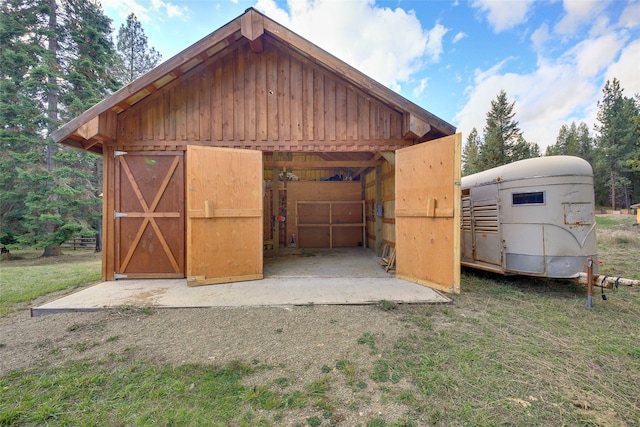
[32,248,450,316]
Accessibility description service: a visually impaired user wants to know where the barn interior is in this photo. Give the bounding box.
[262,152,387,253]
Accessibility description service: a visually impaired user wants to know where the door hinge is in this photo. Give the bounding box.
[114,211,128,218]
[454,181,461,186]
[114,150,128,157]
[114,273,127,280]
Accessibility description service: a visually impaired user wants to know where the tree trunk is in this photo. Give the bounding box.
[43,0,60,257]
[611,171,616,211]
[43,244,63,257]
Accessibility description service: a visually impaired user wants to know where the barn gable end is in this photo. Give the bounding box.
[115,36,409,152]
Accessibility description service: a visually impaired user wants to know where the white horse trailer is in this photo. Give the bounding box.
[461,156,597,278]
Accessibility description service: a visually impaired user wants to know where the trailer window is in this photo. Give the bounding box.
[512,191,544,205]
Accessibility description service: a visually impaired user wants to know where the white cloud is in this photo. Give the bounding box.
[413,78,429,98]
[104,0,152,22]
[564,32,627,78]
[531,23,551,52]
[471,0,535,32]
[452,31,467,44]
[254,0,447,88]
[425,23,449,62]
[555,0,609,35]
[619,1,640,29]
[605,38,640,95]
[104,0,188,24]
[454,34,622,151]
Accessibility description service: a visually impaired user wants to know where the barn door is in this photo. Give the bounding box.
[115,151,184,278]
[395,134,462,294]
[186,146,263,286]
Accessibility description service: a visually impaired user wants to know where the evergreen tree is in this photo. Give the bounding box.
[593,78,639,209]
[478,90,527,169]
[462,128,481,176]
[546,121,593,159]
[576,122,594,161]
[115,13,161,84]
[511,134,540,161]
[1,0,117,255]
[62,0,120,116]
[0,0,48,246]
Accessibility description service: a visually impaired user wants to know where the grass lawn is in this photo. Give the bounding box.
[1,216,638,426]
[0,249,101,316]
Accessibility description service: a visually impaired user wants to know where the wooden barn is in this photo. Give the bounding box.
[52,8,462,294]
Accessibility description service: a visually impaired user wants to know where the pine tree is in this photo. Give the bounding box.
[462,128,481,176]
[0,0,48,246]
[478,90,526,169]
[594,78,639,209]
[1,0,118,254]
[546,122,593,158]
[115,13,161,84]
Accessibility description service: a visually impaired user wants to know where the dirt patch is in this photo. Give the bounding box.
[0,303,421,423]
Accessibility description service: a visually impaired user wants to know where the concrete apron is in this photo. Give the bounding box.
[32,248,450,316]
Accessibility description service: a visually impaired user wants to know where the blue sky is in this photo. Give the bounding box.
[103,0,640,152]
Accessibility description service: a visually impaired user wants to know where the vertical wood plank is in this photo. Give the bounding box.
[156,90,165,140]
[256,48,268,141]
[336,83,347,141]
[347,88,357,141]
[267,50,278,141]
[303,63,314,141]
[314,72,325,141]
[142,99,151,141]
[245,47,257,141]
[213,65,223,141]
[359,96,369,140]
[383,109,390,139]
[370,103,377,140]
[167,87,175,140]
[325,78,336,141]
[176,81,187,140]
[290,57,303,141]
[278,53,291,142]
[223,55,234,141]
[186,75,199,141]
[200,68,211,141]
[234,49,245,141]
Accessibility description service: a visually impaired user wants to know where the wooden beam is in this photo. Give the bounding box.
[378,152,395,167]
[264,160,383,169]
[76,110,116,143]
[241,8,264,53]
[403,113,431,140]
[351,152,384,180]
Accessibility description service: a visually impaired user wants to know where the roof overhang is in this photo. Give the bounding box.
[52,8,456,155]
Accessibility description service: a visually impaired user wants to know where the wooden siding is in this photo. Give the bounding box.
[286,181,363,248]
[364,160,395,251]
[116,37,407,152]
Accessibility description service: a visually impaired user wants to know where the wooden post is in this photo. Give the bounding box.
[272,167,279,256]
[375,165,383,255]
[587,258,593,308]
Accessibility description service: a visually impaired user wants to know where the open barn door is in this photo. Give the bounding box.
[186,146,263,286]
[395,134,462,294]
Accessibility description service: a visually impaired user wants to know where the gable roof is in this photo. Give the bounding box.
[52,8,456,154]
